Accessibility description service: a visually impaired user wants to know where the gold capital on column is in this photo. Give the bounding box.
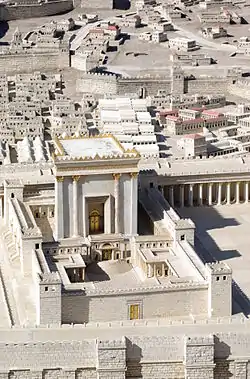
[113,173,121,180]
[56,176,64,182]
[72,175,80,182]
[130,172,138,178]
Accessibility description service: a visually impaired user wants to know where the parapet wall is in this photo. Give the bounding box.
[1,324,250,378]
[77,72,234,97]
[0,52,60,74]
[61,284,208,323]
[0,0,73,21]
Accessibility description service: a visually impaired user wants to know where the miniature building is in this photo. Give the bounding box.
[178,133,207,158]
[169,38,199,52]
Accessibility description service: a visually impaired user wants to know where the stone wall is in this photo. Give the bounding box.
[77,72,118,95]
[186,77,229,94]
[77,73,235,97]
[61,284,208,323]
[0,0,73,21]
[117,77,172,97]
[1,325,250,378]
[0,53,60,74]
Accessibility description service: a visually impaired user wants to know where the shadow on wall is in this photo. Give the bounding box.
[126,339,143,378]
[0,21,8,41]
[214,336,233,379]
[113,0,130,9]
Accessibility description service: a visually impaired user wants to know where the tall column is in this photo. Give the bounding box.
[188,184,193,207]
[245,182,249,203]
[72,175,80,237]
[217,182,222,205]
[208,183,213,206]
[226,182,231,205]
[169,185,174,207]
[198,183,203,206]
[55,176,64,240]
[113,173,121,234]
[236,182,240,204]
[130,172,138,235]
[180,185,184,207]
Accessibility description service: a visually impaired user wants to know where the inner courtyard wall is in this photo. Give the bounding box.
[0,0,73,21]
[61,285,208,323]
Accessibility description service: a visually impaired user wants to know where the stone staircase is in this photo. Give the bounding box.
[2,229,19,263]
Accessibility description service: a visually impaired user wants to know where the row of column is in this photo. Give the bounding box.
[167,181,250,208]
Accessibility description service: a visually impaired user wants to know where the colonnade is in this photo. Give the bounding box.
[164,181,250,208]
[55,172,138,240]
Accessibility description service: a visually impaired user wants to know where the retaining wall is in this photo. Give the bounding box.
[0,0,73,21]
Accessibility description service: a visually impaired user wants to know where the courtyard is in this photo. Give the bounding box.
[178,203,250,316]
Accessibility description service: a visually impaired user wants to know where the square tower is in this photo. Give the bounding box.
[206,262,232,317]
[39,272,62,325]
[170,65,184,95]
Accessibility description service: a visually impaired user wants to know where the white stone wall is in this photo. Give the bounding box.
[62,286,208,323]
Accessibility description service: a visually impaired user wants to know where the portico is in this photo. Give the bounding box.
[164,181,250,208]
[53,134,140,241]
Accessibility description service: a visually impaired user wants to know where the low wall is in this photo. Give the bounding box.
[77,72,118,95]
[186,77,230,94]
[61,284,208,323]
[1,324,250,378]
[0,0,73,21]
[0,52,59,74]
[117,77,172,96]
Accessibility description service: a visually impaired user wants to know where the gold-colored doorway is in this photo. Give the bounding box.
[89,210,100,234]
[102,249,112,261]
[129,304,140,320]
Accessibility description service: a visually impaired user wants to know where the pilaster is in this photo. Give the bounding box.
[72,176,80,237]
[130,172,138,236]
[113,173,121,234]
[55,176,64,240]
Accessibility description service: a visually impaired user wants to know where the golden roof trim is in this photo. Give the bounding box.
[53,133,141,160]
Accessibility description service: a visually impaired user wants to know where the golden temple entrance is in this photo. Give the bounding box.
[129,304,140,320]
[89,209,102,234]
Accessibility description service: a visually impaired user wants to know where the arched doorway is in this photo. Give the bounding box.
[101,243,112,261]
[89,210,101,234]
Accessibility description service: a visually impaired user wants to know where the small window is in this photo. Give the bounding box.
[216,276,220,281]
[223,276,226,280]
[150,182,154,188]
[180,235,185,241]
[11,193,14,198]
[35,243,39,249]
[45,286,48,291]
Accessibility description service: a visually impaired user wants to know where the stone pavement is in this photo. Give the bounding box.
[179,204,250,314]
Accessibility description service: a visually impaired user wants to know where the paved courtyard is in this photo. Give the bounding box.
[178,204,250,314]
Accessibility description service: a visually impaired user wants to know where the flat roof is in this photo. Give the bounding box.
[56,136,124,158]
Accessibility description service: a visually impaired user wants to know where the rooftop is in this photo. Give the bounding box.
[54,135,125,159]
